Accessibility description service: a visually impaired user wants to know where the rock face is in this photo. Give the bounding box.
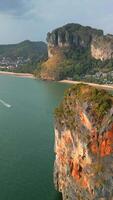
[39,24,113,81]
[47,23,113,61]
[54,84,113,200]
[91,35,113,61]
[47,23,103,58]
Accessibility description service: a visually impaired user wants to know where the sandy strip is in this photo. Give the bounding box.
[0,71,34,79]
[60,80,113,90]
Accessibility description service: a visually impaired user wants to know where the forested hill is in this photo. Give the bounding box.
[0,40,48,73]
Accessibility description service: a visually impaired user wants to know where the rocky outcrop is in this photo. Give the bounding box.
[54,84,113,200]
[91,34,113,61]
[47,23,113,61]
[38,23,113,80]
[47,23,103,58]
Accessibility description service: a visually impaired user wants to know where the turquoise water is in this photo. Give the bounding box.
[0,76,69,200]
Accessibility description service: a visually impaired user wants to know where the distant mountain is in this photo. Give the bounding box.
[0,40,48,73]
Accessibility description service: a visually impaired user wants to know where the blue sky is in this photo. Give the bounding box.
[0,0,113,44]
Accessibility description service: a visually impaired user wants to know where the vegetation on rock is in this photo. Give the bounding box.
[35,23,113,81]
[54,84,113,200]
[55,84,112,122]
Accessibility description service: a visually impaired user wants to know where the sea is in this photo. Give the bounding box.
[0,75,69,200]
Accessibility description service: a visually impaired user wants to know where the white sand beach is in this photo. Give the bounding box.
[0,71,34,79]
[60,80,113,90]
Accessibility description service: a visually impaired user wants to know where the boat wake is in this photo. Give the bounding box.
[0,99,12,108]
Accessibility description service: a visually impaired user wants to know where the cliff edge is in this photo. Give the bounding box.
[54,84,113,200]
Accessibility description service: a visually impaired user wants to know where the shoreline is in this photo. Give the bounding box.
[1,72,113,90]
[0,71,34,79]
[60,80,113,90]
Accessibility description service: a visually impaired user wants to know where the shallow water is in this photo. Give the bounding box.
[0,76,69,200]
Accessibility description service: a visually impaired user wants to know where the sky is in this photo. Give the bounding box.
[0,0,113,44]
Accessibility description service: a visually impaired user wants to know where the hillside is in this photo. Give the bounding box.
[0,40,47,73]
[35,23,113,83]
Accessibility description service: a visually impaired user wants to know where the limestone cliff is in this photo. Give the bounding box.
[39,24,103,80]
[36,23,113,80]
[47,24,113,61]
[54,84,113,200]
[47,23,103,58]
[91,34,113,61]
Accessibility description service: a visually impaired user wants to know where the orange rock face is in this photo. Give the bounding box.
[80,111,92,131]
[71,162,81,180]
[90,126,113,157]
[54,85,113,200]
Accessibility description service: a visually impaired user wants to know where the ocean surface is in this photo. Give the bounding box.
[0,75,69,200]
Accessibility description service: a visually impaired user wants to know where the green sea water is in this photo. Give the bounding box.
[0,76,69,200]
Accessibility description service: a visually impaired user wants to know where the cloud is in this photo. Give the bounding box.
[0,0,113,43]
[0,0,32,16]
[25,0,113,33]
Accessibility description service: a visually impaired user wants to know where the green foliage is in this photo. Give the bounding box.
[50,52,113,81]
[0,40,47,73]
[0,40,47,59]
[38,46,113,81]
[55,84,113,127]
[56,23,103,39]
[90,88,112,118]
